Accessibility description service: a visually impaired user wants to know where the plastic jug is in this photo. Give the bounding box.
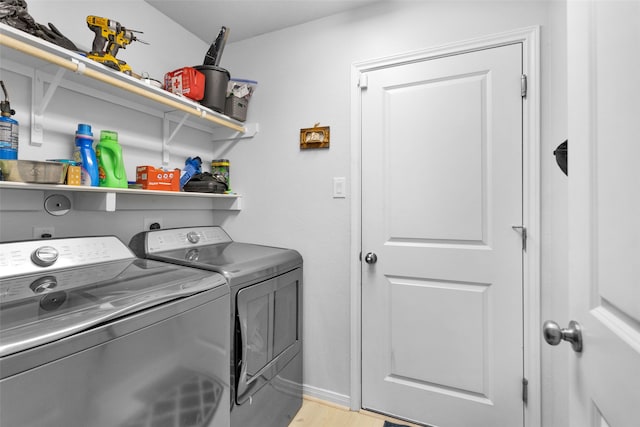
[73,124,99,186]
[96,130,127,188]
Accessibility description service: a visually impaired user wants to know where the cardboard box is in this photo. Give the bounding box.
[136,166,180,192]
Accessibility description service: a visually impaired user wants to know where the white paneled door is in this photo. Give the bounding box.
[566,1,640,426]
[361,44,524,426]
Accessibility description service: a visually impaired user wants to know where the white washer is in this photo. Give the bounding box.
[0,236,230,427]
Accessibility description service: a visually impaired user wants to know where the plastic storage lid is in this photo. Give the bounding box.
[229,78,257,84]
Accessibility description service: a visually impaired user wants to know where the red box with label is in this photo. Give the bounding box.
[164,67,205,101]
[136,166,181,192]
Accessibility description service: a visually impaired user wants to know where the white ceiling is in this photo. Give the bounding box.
[145,0,381,44]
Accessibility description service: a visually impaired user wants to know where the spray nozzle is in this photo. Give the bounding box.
[0,81,15,117]
[185,157,202,173]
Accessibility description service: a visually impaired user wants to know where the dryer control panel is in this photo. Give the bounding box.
[140,226,233,253]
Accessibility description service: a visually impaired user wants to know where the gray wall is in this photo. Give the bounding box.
[0,1,569,425]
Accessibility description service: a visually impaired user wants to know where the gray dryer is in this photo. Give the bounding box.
[130,226,303,427]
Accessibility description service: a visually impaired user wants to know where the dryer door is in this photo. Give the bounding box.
[235,268,301,404]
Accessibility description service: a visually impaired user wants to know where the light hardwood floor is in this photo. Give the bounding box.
[289,396,423,427]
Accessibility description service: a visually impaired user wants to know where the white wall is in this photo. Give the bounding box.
[0,1,569,425]
[218,1,568,424]
[538,4,570,426]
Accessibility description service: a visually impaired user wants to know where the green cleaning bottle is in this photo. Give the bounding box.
[96,130,127,188]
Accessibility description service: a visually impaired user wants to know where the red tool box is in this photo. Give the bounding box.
[164,67,205,101]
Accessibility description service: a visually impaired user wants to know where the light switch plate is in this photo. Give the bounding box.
[333,177,346,198]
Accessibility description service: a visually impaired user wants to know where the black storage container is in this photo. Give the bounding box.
[193,65,230,113]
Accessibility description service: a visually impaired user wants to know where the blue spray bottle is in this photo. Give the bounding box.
[0,81,19,160]
[73,124,99,186]
[180,156,202,189]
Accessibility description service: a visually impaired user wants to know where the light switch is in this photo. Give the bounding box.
[333,177,346,198]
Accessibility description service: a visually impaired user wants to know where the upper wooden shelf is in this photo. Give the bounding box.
[0,23,247,134]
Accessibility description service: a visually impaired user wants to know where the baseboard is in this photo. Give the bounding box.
[302,384,351,408]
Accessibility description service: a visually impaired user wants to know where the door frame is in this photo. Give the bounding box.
[349,26,541,426]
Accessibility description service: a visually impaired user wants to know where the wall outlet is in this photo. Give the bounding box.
[143,217,163,230]
[33,226,55,239]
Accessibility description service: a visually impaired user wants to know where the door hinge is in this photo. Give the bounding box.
[521,74,527,98]
[359,73,368,89]
[512,226,527,251]
[522,377,529,405]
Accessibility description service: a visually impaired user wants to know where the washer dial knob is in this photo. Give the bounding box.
[31,246,59,267]
[186,231,200,244]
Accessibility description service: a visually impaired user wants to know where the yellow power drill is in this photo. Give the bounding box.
[86,16,147,75]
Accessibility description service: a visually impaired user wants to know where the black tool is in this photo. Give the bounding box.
[554,140,568,176]
[203,26,229,66]
[37,23,79,51]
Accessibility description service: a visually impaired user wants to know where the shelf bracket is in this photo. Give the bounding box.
[31,68,66,146]
[162,112,190,165]
[211,122,259,142]
[73,191,117,212]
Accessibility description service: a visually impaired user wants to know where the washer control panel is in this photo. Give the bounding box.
[0,236,134,278]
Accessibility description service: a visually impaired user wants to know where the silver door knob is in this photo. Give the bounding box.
[543,320,583,353]
[364,252,378,264]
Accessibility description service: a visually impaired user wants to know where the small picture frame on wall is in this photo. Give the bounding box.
[300,125,330,149]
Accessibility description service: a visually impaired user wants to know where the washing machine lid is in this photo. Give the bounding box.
[130,227,302,285]
[0,236,227,358]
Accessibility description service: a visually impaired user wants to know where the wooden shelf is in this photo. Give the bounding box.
[0,23,253,135]
[0,24,250,212]
[0,181,242,212]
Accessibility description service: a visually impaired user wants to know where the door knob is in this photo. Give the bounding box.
[543,320,583,353]
[364,252,378,264]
